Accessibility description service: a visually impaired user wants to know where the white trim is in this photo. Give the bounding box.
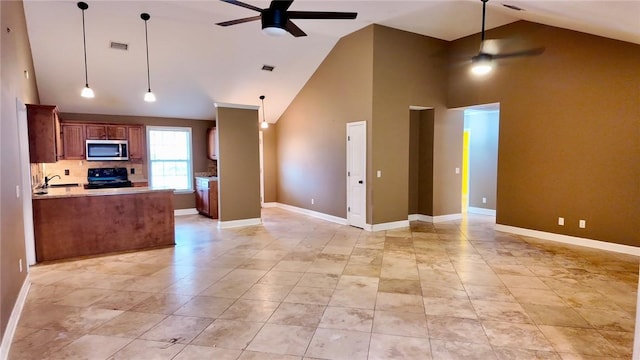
[217,217,262,229]
[1,276,30,360]
[346,121,367,229]
[468,207,496,216]
[495,224,640,256]
[365,220,410,232]
[409,106,434,110]
[262,202,277,208]
[174,208,198,216]
[214,102,260,110]
[408,214,420,221]
[276,203,347,225]
[432,213,463,223]
[408,214,434,222]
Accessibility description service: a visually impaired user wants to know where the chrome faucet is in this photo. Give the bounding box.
[43,174,61,188]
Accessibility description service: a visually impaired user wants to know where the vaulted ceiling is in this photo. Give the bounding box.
[23,1,640,122]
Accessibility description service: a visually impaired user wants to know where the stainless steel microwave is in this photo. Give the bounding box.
[86,140,129,161]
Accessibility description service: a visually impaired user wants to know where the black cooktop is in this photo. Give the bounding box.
[86,167,133,189]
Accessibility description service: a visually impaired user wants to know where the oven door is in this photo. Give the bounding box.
[86,140,129,161]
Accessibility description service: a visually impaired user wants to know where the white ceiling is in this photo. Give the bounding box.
[23,0,640,122]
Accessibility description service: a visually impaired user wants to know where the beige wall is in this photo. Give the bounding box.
[448,21,640,246]
[276,26,374,219]
[371,25,449,223]
[60,113,215,209]
[433,109,464,216]
[216,107,261,222]
[1,0,39,339]
[262,126,277,203]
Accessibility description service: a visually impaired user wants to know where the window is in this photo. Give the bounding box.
[147,126,193,192]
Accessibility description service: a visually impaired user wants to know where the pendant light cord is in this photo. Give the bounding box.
[481,0,487,42]
[144,17,151,92]
[260,95,266,122]
[81,7,89,87]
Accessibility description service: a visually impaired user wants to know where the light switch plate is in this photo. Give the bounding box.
[377,170,381,178]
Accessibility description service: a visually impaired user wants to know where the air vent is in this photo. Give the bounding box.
[110,41,129,51]
[261,65,275,72]
[502,3,524,11]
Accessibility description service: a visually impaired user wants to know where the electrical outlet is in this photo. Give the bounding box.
[64,169,70,176]
[455,167,460,174]
[19,259,23,273]
[311,198,314,205]
[558,217,564,226]
[130,168,135,175]
[579,220,586,229]
[16,185,20,198]
[482,197,487,204]
[377,170,382,178]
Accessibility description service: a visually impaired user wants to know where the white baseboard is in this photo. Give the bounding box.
[174,208,198,216]
[262,202,277,208]
[495,224,640,256]
[1,275,30,360]
[365,220,410,232]
[217,217,262,229]
[433,213,463,223]
[409,214,434,222]
[468,207,496,216]
[275,203,347,225]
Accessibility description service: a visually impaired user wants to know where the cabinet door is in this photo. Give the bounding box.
[106,125,127,140]
[201,188,210,216]
[207,127,217,160]
[26,104,60,163]
[61,124,85,160]
[85,125,107,140]
[127,125,145,162]
[209,180,218,219]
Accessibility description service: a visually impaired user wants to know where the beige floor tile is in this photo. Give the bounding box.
[174,344,243,360]
[372,310,428,338]
[318,306,373,332]
[430,339,497,360]
[173,295,235,318]
[376,292,424,313]
[128,293,193,315]
[191,319,263,349]
[90,311,166,338]
[421,286,469,299]
[509,288,568,306]
[377,278,422,295]
[199,279,255,298]
[380,262,420,280]
[342,263,381,277]
[268,303,326,327]
[8,329,82,360]
[90,290,153,311]
[472,300,533,323]
[306,328,370,360]
[464,285,516,302]
[219,299,280,322]
[19,303,123,333]
[521,303,591,328]
[242,283,295,302]
[283,286,334,305]
[273,260,313,272]
[307,259,347,274]
[329,288,377,309]
[296,273,339,289]
[53,288,115,307]
[368,333,431,360]
[336,275,379,290]
[424,297,477,319]
[483,321,555,351]
[246,324,314,356]
[258,271,304,286]
[238,350,301,359]
[48,334,131,360]
[493,347,561,359]
[139,315,213,344]
[598,330,634,357]
[427,316,489,344]
[238,259,280,271]
[538,325,624,357]
[110,339,185,359]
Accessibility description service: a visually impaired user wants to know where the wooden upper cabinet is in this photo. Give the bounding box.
[85,124,127,140]
[127,125,145,163]
[26,104,61,163]
[61,124,85,160]
[207,127,217,160]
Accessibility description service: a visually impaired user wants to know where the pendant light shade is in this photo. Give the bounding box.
[141,13,156,102]
[78,2,94,98]
[259,95,269,129]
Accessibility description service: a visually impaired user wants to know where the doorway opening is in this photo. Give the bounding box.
[461,104,500,216]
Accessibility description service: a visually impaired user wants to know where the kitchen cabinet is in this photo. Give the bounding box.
[61,124,85,160]
[26,104,62,163]
[207,127,217,160]
[127,125,145,163]
[195,177,218,219]
[85,124,127,140]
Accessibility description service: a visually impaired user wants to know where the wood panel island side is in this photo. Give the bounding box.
[32,187,175,262]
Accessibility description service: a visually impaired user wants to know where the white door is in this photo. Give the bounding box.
[17,99,36,265]
[347,121,366,229]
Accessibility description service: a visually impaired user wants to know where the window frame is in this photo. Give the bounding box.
[146,126,194,194]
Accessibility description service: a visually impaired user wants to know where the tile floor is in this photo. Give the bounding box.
[9,208,639,359]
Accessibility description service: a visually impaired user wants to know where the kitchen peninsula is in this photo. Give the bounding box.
[32,187,174,262]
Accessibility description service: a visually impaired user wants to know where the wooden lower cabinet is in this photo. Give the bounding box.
[195,177,218,219]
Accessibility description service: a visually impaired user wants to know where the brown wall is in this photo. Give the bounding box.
[371,25,449,223]
[448,21,640,246]
[408,109,435,216]
[60,112,215,209]
[276,26,374,219]
[1,0,39,339]
[216,106,261,222]
[262,126,277,203]
[433,109,464,216]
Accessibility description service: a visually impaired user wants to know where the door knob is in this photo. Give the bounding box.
[358,180,363,184]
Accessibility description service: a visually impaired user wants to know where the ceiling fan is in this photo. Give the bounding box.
[471,0,545,75]
[216,0,357,37]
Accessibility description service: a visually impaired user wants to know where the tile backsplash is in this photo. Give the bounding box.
[36,160,147,187]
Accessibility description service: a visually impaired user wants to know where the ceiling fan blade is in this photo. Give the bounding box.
[270,0,294,11]
[220,0,263,13]
[287,11,357,20]
[285,20,307,37]
[216,15,262,26]
[492,47,546,59]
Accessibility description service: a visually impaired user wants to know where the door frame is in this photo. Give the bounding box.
[259,130,264,207]
[16,98,36,265]
[346,121,367,228]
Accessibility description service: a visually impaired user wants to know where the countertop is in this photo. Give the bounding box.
[33,186,173,199]
[195,176,218,181]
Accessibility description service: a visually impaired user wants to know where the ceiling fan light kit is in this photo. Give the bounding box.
[77,2,94,98]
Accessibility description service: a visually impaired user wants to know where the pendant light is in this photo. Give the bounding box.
[141,13,156,102]
[77,2,94,98]
[259,95,269,129]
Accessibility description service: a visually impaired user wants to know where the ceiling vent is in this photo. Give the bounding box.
[261,65,275,72]
[502,3,524,11]
[110,41,129,51]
